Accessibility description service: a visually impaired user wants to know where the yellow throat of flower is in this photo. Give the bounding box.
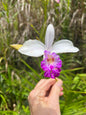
[47,55,54,64]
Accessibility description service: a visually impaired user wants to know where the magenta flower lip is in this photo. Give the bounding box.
[41,50,62,79]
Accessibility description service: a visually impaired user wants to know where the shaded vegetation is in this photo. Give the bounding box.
[0,0,86,114]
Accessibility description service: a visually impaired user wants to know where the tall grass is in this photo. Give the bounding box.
[0,0,86,114]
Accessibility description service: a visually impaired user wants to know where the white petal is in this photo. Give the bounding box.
[45,24,55,50]
[52,40,79,53]
[18,39,45,57]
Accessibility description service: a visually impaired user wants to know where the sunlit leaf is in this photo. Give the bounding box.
[0,57,4,63]
[10,44,23,50]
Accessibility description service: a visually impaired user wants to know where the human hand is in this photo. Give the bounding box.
[28,78,63,115]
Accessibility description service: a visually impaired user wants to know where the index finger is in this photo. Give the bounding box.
[34,79,56,97]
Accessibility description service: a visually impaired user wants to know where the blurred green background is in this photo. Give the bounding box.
[0,0,86,114]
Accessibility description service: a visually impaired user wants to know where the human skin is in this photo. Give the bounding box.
[28,78,63,115]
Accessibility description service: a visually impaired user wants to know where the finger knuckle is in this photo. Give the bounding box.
[59,79,63,84]
[28,90,35,100]
[40,79,46,82]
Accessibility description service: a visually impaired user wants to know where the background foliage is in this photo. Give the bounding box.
[0,0,86,114]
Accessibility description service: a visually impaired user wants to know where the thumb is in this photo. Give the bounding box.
[48,79,63,102]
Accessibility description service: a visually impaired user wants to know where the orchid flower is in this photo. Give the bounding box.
[55,0,60,3]
[11,24,79,79]
[18,24,79,57]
